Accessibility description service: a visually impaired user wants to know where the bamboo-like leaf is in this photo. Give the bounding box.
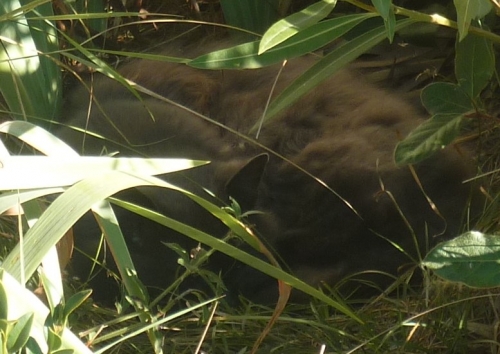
[190,13,376,70]
[372,0,396,42]
[0,120,78,157]
[0,0,61,124]
[259,0,338,53]
[0,189,64,215]
[1,171,167,282]
[394,113,464,165]
[91,200,150,304]
[0,156,206,189]
[252,18,414,130]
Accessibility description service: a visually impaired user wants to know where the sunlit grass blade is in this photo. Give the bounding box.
[0,155,207,189]
[0,0,61,124]
[0,269,92,353]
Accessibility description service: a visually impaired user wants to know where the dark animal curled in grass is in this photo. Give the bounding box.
[56,40,483,306]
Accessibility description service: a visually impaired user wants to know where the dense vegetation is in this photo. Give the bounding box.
[1,0,500,353]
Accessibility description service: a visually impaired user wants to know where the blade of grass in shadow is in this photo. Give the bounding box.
[112,195,362,323]
[259,0,338,53]
[250,17,415,132]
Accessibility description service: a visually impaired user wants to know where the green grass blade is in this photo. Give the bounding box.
[250,17,415,132]
[0,0,61,124]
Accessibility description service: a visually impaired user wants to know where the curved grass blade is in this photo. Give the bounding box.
[251,18,415,132]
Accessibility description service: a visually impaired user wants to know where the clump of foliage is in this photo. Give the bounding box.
[1,0,500,353]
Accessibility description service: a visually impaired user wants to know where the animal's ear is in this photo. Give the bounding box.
[225,154,269,211]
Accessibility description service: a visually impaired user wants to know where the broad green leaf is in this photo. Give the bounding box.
[421,82,474,115]
[254,18,415,130]
[7,313,33,353]
[423,231,500,288]
[371,0,396,42]
[259,0,338,53]
[455,32,494,98]
[454,0,493,41]
[189,14,376,70]
[394,113,463,165]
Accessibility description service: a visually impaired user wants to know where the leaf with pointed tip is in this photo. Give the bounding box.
[252,18,415,130]
[259,0,338,53]
[395,113,464,165]
[371,0,396,42]
[189,13,376,70]
[7,312,33,353]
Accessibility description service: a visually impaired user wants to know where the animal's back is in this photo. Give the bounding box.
[58,42,482,303]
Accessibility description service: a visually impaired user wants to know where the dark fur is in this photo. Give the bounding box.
[58,43,481,304]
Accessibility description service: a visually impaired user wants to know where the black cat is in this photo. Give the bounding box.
[58,42,481,304]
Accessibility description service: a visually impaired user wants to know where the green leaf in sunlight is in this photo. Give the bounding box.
[259,0,338,53]
[0,0,61,125]
[6,312,33,353]
[189,13,376,70]
[423,231,500,288]
[394,113,464,165]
